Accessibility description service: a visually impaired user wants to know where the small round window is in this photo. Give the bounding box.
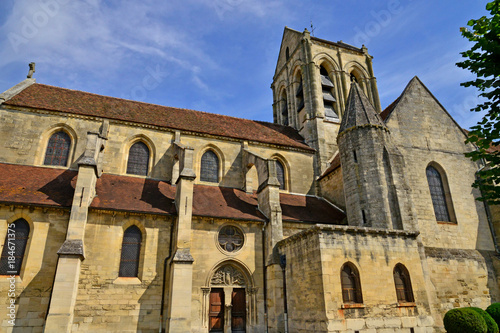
[218,226,244,252]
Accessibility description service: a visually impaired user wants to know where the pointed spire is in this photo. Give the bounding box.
[339,82,386,134]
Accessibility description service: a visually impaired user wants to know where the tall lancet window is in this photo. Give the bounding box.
[281,90,289,126]
[320,66,338,120]
[426,165,454,222]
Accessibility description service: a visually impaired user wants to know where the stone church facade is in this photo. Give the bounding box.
[0,27,498,333]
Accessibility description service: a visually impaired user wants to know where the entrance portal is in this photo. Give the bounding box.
[204,262,256,333]
[208,288,246,333]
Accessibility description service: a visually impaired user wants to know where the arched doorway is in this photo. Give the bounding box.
[202,262,257,333]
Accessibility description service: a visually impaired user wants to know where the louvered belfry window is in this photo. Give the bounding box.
[44,131,71,166]
[119,226,142,277]
[341,263,363,304]
[127,142,149,176]
[276,160,285,190]
[394,264,414,303]
[0,219,30,275]
[201,150,219,183]
[426,165,451,222]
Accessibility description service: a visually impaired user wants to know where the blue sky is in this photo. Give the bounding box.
[0,0,490,129]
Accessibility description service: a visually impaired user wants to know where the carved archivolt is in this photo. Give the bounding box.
[210,265,246,286]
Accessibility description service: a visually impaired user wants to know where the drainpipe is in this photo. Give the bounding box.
[279,254,288,333]
[159,216,175,333]
[262,220,269,333]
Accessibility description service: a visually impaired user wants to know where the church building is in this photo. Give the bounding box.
[0,26,498,333]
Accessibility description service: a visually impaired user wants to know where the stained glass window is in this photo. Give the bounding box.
[0,219,30,275]
[341,263,363,304]
[218,226,244,252]
[201,150,219,183]
[119,226,142,277]
[394,264,414,303]
[426,165,451,222]
[276,160,285,190]
[127,142,149,176]
[44,131,71,166]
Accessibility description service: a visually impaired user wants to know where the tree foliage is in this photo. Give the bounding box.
[457,1,500,204]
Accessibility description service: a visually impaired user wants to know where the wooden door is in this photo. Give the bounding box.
[209,288,224,332]
[231,288,246,332]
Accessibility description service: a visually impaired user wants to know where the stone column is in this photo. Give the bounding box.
[45,123,108,332]
[165,138,195,332]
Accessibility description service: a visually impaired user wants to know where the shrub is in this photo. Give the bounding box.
[487,303,500,327]
[469,307,499,333]
[443,308,487,333]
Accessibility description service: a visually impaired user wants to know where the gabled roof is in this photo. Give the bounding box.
[3,83,313,151]
[0,163,346,224]
[380,76,469,140]
[339,82,386,134]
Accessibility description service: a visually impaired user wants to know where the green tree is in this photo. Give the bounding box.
[457,0,500,204]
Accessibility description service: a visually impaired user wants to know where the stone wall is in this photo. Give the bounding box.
[0,105,316,196]
[424,247,500,326]
[278,226,435,333]
[385,78,495,251]
[0,205,68,333]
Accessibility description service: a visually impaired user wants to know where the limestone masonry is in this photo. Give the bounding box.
[0,27,498,333]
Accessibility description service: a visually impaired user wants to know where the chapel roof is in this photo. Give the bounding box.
[3,83,313,151]
[0,163,345,224]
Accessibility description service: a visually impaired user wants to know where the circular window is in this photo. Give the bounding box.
[218,225,244,253]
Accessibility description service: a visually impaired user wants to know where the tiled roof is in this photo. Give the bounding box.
[0,163,345,224]
[380,97,400,121]
[4,83,313,151]
[318,153,341,180]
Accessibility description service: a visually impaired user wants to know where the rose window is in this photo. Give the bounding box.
[218,226,244,252]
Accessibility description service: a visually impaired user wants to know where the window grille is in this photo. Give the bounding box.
[341,263,363,304]
[394,264,414,302]
[276,160,285,190]
[119,226,142,277]
[0,219,30,275]
[44,131,71,166]
[127,142,149,176]
[201,150,219,183]
[218,226,244,252]
[426,166,451,222]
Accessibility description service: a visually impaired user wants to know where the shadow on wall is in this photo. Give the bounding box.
[13,215,67,332]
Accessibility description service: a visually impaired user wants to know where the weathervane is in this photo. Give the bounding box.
[310,20,316,37]
[27,62,35,79]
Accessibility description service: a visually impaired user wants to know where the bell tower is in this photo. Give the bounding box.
[271,27,382,176]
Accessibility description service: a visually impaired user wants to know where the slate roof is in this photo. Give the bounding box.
[3,83,313,151]
[0,163,345,224]
[339,82,386,134]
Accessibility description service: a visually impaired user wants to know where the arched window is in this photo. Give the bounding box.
[426,165,453,222]
[127,142,150,176]
[341,262,363,304]
[275,160,285,190]
[0,219,30,275]
[44,131,71,166]
[393,264,414,303]
[285,47,290,61]
[201,150,219,183]
[281,90,289,126]
[119,225,142,277]
[295,71,304,113]
[320,65,338,120]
